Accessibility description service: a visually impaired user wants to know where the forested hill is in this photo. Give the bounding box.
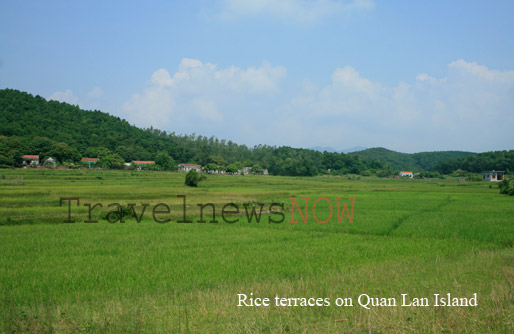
[349,147,475,171]
[434,150,514,174]
[0,88,381,175]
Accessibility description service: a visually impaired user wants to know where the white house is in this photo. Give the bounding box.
[399,171,413,178]
[482,170,505,182]
[21,155,39,166]
[239,166,252,175]
[81,157,99,168]
[178,163,201,172]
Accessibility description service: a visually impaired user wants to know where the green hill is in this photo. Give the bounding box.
[434,150,514,174]
[0,88,378,175]
[349,147,475,171]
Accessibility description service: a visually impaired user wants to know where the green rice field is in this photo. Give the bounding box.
[0,169,513,333]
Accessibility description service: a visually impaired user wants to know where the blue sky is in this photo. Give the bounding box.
[1,0,513,153]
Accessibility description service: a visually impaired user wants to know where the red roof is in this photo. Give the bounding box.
[133,160,155,164]
[400,171,413,174]
[81,157,99,162]
[180,163,200,167]
[22,155,39,159]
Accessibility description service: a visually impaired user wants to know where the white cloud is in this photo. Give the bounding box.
[282,59,514,152]
[48,89,79,105]
[449,59,514,83]
[190,99,222,121]
[218,0,374,22]
[151,69,174,86]
[416,73,437,84]
[121,58,286,133]
[331,66,380,96]
[119,58,514,153]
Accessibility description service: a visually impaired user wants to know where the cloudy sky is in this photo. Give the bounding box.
[1,0,513,153]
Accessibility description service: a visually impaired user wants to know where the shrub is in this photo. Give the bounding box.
[466,174,482,182]
[376,169,392,178]
[185,170,205,187]
[499,178,514,196]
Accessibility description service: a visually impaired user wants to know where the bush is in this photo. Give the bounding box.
[499,178,514,196]
[98,154,125,169]
[155,151,176,171]
[376,169,392,178]
[185,170,205,187]
[466,174,482,182]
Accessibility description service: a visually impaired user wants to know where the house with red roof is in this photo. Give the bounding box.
[133,160,155,165]
[178,163,201,172]
[21,155,39,166]
[81,157,99,168]
[482,170,505,182]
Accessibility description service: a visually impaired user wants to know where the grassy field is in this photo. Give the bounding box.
[0,169,513,333]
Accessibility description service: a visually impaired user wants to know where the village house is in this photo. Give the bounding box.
[133,160,155,165]
[204,166,225,174]
[131,160,156,170]
[399,171,414,178]
[482,170,505,181]
[81,157,99,168]
[239,166,252,175]
[178,163,201,172]
[21,155,39,166]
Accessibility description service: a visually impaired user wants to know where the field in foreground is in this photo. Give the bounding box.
[0,169,513,333]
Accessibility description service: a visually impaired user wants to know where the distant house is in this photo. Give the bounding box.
[239,166,252,175]
[81,157,99,168]
[399,171,413,178]
[482,170,505,182]
[21,155,39,166]
[133,160,155,165]
[131,161,155,170]
[178,163,201,172]
[204,166,225,174]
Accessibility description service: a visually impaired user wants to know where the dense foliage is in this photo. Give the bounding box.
[185,169,206,187]
[349,147,475,171]
[499,178,514,196]
[434,150,514,174]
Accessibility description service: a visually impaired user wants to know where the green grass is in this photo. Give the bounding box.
[0,169,513,333]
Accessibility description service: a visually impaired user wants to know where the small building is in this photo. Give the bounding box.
[399,171,413,178]
[21,155,39,166]
[81,157,99,168]
[239,166,252,175]
[131,160,155,170]
[482,170,505,182]
[178,163,201,172]
[133,160,155,165]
